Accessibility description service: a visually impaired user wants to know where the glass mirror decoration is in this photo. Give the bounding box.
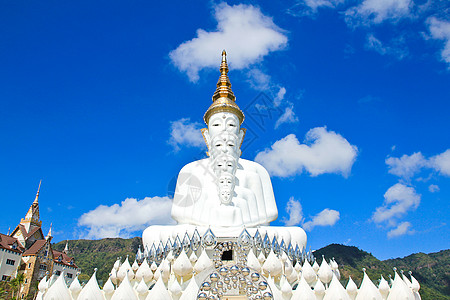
[262,233,271,256]
[172,235,182,257]
[202,228,217,248]
[156,241,164,263]
[165,238,172,255]
[238,228,252,249]
[150,243,157,262]
[191,228,201,252]
[279,239,286,255]
[287,243,295,261]
[272,236,280,256]
[253,230,263,250]
[182,232,191,253]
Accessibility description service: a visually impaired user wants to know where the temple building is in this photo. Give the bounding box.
[0,181,80,299]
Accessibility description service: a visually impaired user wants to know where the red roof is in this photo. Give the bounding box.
[0,233,23,253]
[23,240,47,256]
[25,226,44,239]
[52,250,78,269]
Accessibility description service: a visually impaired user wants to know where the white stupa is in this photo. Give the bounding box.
[38,51,421,300]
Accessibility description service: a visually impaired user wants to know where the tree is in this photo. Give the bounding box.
[8,273,24,299]
[0,285,6,300]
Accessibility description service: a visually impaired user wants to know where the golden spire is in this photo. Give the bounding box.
[204,50,244,125]
[34,180,42,204]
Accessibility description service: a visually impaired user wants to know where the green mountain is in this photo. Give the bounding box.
[314,244,449,300]
[53,240,449,299]
[53,237,142,285]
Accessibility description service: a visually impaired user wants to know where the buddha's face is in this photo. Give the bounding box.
[208,112,240,138]
[203,112,244,158]
[212,154,237,176]
[219,189,232,205]
[210,132,240,158]
[218,172,235,190]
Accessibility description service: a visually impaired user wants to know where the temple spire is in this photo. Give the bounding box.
[204,50,244,125]
[34,180,42,204]
[212,50,235,102]
[220,50,229,75]
[21,180,43,231]
[46,223,52,241]
[64,241,69,254]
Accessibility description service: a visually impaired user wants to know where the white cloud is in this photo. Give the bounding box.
[78,197,174,239]
[372,183,421,224]
[387,221,414,238]
[246,68,272,91]
[168,118,205,151]
[385,149,450,179]
[283,197,304,226]
[169,3,287,82]
[430,149,450,176]
[282,197,339,230]
[428,184,440,193]
[302,0,343,11]
[288,0,344,17]
[427,17,450,66]
[275,106,299,129]
[366,33,387,53]
[255,127,358,177]
[274,87,287,107]
[385,152,427,179]
[274,87,286,106]
[365,33,408,59]
[303,209,340,231]
[345,0,413,26]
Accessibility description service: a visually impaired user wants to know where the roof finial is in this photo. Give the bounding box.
[204,50,244,125]
[212,49,234,102]
[64,240,69,254]
[46,223,52,240]
[34,180,42,204]
[220,49,228,75]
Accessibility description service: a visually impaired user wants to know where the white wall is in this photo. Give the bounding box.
[52,262,79,285]
[0,248,21,280]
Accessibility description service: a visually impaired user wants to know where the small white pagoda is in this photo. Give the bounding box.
[37,51,421,300]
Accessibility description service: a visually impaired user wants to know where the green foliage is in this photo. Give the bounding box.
[314,244,450,300]
[53,237,141,284]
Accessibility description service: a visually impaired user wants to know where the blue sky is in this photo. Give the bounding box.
[0,0,449,260]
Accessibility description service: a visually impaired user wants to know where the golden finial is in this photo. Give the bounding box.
[220,50,228,75]
[204,50,244,125]
[34,180,42,204]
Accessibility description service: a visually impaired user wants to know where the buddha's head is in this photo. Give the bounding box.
[219,189,232,205]
[202,112,245,157]
[209,128,242,158]
[212,154,237,177]
[217,172,235,190]
[217,172,235,205]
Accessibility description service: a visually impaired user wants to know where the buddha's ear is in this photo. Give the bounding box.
[201,128,211,156]
[238,128,246,156]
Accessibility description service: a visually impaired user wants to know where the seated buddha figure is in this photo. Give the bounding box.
[170,51,278,228]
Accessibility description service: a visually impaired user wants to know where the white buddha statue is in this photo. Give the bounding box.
[143,51,306,251]
[170,50,278,228]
